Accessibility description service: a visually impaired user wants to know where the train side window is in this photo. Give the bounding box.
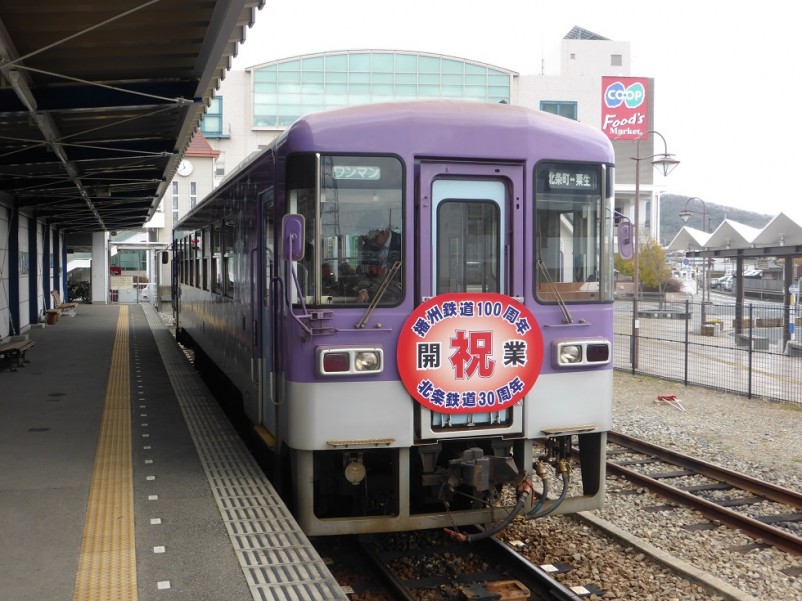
[189,234,195,287]
[193,231,201,287]
[176,238,182,284]
[211,222,221,293]
[186,236,191,285]
[181,237,188,284]
[223,218,235,298]
[202,228,209,290]
[186,236,192,286]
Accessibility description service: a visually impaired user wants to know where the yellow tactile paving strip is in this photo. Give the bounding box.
[73,306,137,601]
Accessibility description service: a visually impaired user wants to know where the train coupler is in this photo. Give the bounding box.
[447,447,520,494]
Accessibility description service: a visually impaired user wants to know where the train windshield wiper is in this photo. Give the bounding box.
[356,261,402,328]
[536,258,573,324]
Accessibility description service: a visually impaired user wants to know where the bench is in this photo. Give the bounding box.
[0,338,36,371]
[788,341,802,357]
[51,290,78,317]
[736,334,769,350]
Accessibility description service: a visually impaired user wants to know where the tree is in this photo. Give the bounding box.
[616,236,676,306]
[638,237,672,291]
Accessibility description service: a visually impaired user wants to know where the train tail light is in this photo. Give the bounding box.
[552,339,610,368]
[318,347,383,376]
[322,352,350,373]
[586,343,610,363]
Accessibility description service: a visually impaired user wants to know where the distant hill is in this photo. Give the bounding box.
[659,194,773,246]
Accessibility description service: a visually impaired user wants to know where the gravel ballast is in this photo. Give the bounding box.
[502,372,802,600]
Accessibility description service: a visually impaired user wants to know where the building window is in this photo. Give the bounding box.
[200,96,224,137]
[611,54,623,67]
[110,249,147,274]
[172,181,179,222]
[190,182,197,209]
[253,51,513,127]
[540,101,578,120]
[215,151,225,177]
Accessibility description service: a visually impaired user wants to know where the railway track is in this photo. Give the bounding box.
[314,529,594,600]
[606,430,802,555]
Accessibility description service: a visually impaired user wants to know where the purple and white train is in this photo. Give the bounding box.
[173,100,621,537]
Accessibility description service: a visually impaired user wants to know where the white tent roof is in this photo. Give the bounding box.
[666,226,711,251]
[703,219,762,250]
[750,212,802,247]
[666,213,799,253]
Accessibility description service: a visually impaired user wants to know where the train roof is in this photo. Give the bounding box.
[285,100,614,163]
[176,100,614,232]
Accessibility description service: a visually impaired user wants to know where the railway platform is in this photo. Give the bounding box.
[0,302,347,601]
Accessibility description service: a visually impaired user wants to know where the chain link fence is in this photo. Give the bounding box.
[614,297,802,405]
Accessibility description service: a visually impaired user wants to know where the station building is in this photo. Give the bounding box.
[152,27,664,297]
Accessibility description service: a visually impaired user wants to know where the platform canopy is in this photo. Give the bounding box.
[667,212,802,259]
[0,0,264,233]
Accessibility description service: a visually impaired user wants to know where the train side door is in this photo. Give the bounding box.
[260,188,277,431]
[416,161,526,434]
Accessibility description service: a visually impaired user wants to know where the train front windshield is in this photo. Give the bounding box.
[287,154,404,306]
[534,163,614,303]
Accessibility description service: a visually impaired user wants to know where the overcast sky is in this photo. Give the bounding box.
[232,0,801,222]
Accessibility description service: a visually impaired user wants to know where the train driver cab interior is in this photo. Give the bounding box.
[286,154,404,306]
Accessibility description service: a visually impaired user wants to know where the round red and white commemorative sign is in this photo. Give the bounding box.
[397,293,543,414]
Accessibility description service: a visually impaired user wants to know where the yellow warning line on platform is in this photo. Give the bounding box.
[73,306,137,601]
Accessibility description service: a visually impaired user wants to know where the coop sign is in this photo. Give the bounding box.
[601,76,649,140]
[397,293,544,414]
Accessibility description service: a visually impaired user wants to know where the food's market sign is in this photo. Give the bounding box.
[397,293,543,413]
[601,76,649,140]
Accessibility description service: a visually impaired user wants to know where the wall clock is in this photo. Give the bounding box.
[177,159,193,177]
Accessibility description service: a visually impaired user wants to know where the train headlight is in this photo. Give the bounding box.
[344,455,367,485]
[318,347,384,376]
[553,339,611,368]
[560,344,582,364]
[354,351,381,372]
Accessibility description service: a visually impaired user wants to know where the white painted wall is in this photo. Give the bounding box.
[91,231,108,304]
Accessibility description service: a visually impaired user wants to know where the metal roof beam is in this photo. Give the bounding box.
[688,246,802,259]
[0,73,198,112]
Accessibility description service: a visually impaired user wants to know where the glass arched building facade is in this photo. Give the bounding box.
[251,51,515,127]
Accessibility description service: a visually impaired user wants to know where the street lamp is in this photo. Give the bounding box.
[631,130,679,369]
[679,196,710,326]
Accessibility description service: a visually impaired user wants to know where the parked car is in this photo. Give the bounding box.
[720,275,734,291]
[710,275,733,289]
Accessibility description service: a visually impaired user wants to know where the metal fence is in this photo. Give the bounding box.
[614,297,802,405]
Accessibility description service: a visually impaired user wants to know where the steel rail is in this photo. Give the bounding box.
[356,532,585,600]
[609,431,802,509]
[607,431,802,555]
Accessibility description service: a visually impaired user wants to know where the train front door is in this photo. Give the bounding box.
[417,162,525,301]
[416,161,527,432]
